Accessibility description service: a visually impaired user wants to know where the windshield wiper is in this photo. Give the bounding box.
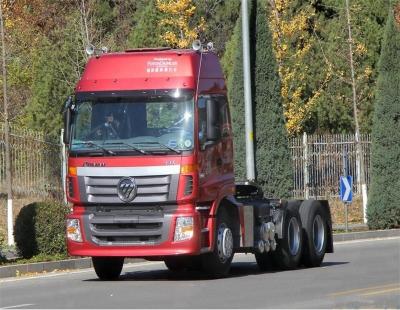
[104,142,149,155]
[73,141,116,156]
[134,141,182,154]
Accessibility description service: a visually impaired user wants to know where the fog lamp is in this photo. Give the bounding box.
[67,219,82,242]
[174,217,193,242]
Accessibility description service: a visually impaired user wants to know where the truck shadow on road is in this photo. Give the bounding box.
[85,261,348,282]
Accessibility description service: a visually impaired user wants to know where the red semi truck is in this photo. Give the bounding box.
[62,46,333,279]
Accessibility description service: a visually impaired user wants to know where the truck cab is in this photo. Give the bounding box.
[63,47,333,280]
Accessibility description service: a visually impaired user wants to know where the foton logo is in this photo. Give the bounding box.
[83,162,106,167]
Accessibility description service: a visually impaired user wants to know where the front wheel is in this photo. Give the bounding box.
[92,257,124,280]
[201,208,234,278]
[272,205,303,270]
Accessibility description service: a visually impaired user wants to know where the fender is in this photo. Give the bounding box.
[274,200,288,239]
[202,183,236,252]
[209,182,236,217]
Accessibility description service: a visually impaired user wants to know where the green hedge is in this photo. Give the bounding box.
[14,201,69,258]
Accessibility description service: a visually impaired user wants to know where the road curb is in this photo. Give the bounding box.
[1,229,399,279]
[332,228,400,242]
[0,258,144,279]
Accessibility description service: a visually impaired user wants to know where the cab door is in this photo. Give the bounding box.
[197,95,234,203]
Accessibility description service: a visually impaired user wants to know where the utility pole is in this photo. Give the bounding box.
[241,0,256,181]
[0,2,14,245]
[345,0,367,223]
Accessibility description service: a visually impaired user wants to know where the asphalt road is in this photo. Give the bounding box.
[1,237,399,309]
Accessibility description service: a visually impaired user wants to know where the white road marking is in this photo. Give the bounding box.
[2,304,35,309]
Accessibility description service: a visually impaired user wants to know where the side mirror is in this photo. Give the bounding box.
[206,99,220,141]
[62,96,74,145]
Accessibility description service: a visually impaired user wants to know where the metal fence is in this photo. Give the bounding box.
[0,124,62,198]
[290,133,371,199]
[0,124,371,201]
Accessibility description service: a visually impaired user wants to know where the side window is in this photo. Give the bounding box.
[218,96,230,138]
[198,94,227,148]
[74,102,92,140]
[198,96,207,146]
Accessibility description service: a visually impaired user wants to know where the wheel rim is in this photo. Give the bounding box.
[288,217,300,256]
[217,223,233,263]
[313,214,325,253]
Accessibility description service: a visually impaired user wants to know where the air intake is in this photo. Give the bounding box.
[184,175,194,196]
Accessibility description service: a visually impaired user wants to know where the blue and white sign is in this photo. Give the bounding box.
[340,175,353,202]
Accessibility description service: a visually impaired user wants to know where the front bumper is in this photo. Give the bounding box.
[67,205,203,257]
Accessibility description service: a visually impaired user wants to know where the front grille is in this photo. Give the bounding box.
[92,223,162,230]
[81,175,174,204]
[84,208,173,246]
[92,236,161,244]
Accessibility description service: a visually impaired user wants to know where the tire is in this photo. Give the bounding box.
[299,200,328,267]
[255,252,274,271]
[201,208,235,277]
[272,204,303,270]
[92,257,124,280]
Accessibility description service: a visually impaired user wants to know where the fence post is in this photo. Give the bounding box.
[303,132,309,199]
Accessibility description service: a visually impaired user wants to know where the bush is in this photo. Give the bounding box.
[0,227,6,248]
[14,201,69,258]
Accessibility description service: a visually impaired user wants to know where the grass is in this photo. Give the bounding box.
[0,250,69,266]
[329,196,364,225]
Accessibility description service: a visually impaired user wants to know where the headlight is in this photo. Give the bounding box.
[67,219,83,242]
[174,217,193,242]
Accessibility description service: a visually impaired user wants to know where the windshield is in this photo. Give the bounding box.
[70,90,194,155]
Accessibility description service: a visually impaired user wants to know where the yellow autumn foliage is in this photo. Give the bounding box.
[156,0,205,49]
[268,0,331,135]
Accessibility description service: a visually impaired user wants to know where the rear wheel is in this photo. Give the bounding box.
[272,205,303,269]
[299,200,328,267]
[201,208,234,277]
[92,257,124,280]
